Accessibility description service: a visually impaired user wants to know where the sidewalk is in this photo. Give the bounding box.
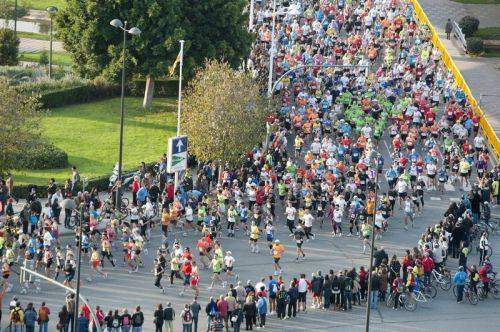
[20,38,64,52]
[419,0,500,137]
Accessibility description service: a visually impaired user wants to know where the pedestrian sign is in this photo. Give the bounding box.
[167,136,188,173]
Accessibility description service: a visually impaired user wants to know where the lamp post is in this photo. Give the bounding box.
[72,206,84,332]
[13,0,17,38]
[110,19,141,210]
[46,6,58,79]
[365,155,381,332]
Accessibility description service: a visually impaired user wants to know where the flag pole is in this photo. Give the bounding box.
[174,40,185,191]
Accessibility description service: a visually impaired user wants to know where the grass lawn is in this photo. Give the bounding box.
[452,0,500,3]
[484,49,500,57]
[20,51,73,66]
[12,97,178,186]
[8,0,67,11]
[474,27,500,40]
[17,31,52,41]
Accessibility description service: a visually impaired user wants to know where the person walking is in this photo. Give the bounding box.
[454,266,467,303]
[24,303,37,332]
[58,305,70,332]
[181,304,193,332]
[163,302,174,332]
[190,297,201,332]
[37,302,50,332]
[154,304,164,332]
[445,18,453,40]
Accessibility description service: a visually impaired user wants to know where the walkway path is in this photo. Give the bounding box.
[19,38,64,53]
[419,0,500,136]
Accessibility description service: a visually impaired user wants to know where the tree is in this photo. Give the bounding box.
[180,0,254,78]
[181,61,268,167]
[0,28,19,65]
[55,0,253,108]
[0,79,43,174]
[0,1,28,21]
[55,0,184,108]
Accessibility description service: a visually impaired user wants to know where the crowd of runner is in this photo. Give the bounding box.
[0,0,499,330]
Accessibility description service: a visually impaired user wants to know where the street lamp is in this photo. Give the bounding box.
[46,6,58,79]
[109,19,141,211]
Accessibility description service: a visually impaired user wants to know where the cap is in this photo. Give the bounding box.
[274,239,280,243]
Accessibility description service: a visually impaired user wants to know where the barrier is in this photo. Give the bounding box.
[410,0,500,159]
[453,21,467,51]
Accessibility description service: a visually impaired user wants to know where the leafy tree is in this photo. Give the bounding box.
[0,28,19,65]
[0,79,43,174]
[55,0,183,107]
[55,0,253,108]
[0,1,28,21]
[39,51,49,66]
[181,61,268,167]
[180,0,254,77]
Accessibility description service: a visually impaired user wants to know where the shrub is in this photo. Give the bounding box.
[12,141,68,170]
[39,51,49,66]
[39,81,121,108]
[466,37,484,54]
[0,28,20,66]
[459,16,480,38]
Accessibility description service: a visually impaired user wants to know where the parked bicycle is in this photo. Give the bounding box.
[453,282,478,305]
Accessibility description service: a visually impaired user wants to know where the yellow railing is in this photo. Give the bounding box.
[410,0,500,159]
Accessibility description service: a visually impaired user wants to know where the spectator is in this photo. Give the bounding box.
[110,309,122,332]
[38,301,50,332]
[190,297,201,332]
[216,295,229,331]
[57,305,70,332]
[256,295,267,329]
[24,302,37,332]
[445,18,453,40]
[121,308,132,332]
[10,301,24,332]
[242,297,256,331]
[154,303,164,332]
[77,310,89,332]
[92,305,104,332]
[131,306,144,332]
[205,296,217,331]
[181,303,193,332]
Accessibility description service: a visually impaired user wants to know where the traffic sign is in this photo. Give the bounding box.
[167,136,188,173]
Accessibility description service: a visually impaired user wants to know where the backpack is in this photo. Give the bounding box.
[112,318,120,328]
[183,310,192,323]
[39,307,49,322]
[134,313,143,325]
[12,309,21,323]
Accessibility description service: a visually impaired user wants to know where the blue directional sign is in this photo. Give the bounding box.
[167,136,188,173]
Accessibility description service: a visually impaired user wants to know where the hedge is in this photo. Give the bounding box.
[12,142,68,170]
[39,82,121,108]
[466,37,484,54]
[459,16,480,38]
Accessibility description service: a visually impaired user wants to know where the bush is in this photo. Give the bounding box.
[39,80,121,108]
[0,28,20,66]
[466,37,484,54]
[459,16,480,38]
[39,51,49,66]
[130,78,179,98]
[12,141,68,170]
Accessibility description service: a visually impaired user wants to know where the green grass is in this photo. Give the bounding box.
[474,27,500,40]
[8,0,66,11]
[484,49,500,57]
[20,51,73,66]
[452,0,500,3]
[17,31,52,41]
[12,97,178,186]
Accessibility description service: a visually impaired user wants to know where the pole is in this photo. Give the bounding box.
[72,208,84,332]
[365,157,380,332]
[267,0,276,97]
[249,0,255,31]
[13,0,17,38]
[49,16,53,79]
[174,40,185,191]
[116,22,127,210]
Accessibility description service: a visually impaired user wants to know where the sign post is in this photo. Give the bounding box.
[167,135,188,190]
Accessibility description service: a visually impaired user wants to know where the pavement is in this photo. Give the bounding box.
[419,0,500,137]
[19,38,64,53]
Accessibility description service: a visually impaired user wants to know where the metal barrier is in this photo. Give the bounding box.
[453,20,467,51]
[410,0,500,159]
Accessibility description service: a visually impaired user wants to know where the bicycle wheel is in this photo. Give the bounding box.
[424,285,437,299]
[386,293,395,307]
[452,285,458,298]
[440,279,451,291]
[404,296,417,312]
[468,291,479,305]
[121,197,130,207]
[491,282,500,299]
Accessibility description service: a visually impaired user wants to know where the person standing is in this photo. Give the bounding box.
[76,310,89,332]
[181,304,193,332]
[369,271,380,309]
[38,302,50,332]
[216,295,229,331]
[163,302,174,332]
[154,304,164,332]
[190,297,201,332]
[256,295,267,329]
[243,297,256,330]
[24,303,37,332]
[445,18,453,40]
[58,305,70,332]
[454,266,467,303]
[131,306,144,332]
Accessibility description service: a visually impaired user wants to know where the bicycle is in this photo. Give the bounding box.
[452,282,478,305]
[386,290,417,311]
[431,268,451,291]
[413,288,433,308]
[478,278,500,300]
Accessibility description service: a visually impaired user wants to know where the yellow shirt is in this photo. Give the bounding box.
[459,161,470,174]
[250,225,259,240]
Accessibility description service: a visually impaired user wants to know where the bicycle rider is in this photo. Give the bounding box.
[479,258,494,297]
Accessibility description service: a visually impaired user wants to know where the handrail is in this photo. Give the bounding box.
[452,21,467,51]
[19,266,103,332]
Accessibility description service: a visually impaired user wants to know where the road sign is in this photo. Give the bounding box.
[167,136,188,173]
